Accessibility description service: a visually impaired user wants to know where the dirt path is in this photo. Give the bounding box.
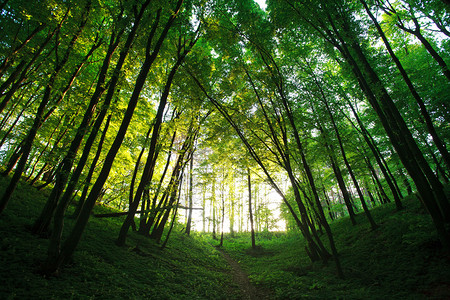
[217,248,272,300]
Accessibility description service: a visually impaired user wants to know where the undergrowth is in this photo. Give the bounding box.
[1,174,450,299]
[0,176,237,299]
[218,194,450,299]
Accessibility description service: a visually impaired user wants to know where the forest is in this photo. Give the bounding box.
[0,0,449,298]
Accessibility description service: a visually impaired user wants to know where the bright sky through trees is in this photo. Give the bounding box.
[254,0,267,10]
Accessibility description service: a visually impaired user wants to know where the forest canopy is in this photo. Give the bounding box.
[0,0,449,278]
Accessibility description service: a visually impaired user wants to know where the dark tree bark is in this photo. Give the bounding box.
[0,23,46,79]
[320,94,377,229]
[71,115,111,219]
[0,19,63,114]
[328,9,450,247]
[0,94,38,149]
[0,9,78,213]
[190,69,329,264]
[248,168,256,249]
[117,12,196,245]
[363,0,450,170]
[343,90,403,209]
[40,1,183,275]
[219,180,225,247]
[0,60,26,97]
[378,1,450,81]
[244,65,331,262]
[150,132,195,242]
[32,5,106,236]
[160,182,183,250]
[129,125,153,230]
[26,113,66,180]
[139,129,177,234]
[185,150,194,236]
[315,114,357,226]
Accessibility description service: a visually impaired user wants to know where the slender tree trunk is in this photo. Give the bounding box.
[212,177,217,240]
[0,23,46,78]
[26,113,66,180]
[319,90,377,229]
[129,125,153,229]
[316,118,357,226]
[244,66,330,262]
[248,168,256,249]
[32,37,102,235]
[71,115,111,219]
[0,94,38,149]
[0,24,57,114]
[117,13,195,245]
[328,14,450,247]
[346,97,403,209]
[139,130,177,234]
[160,185,182,250]
[0,7,82,213]
[185,151,194,235]
[0,60,26,96]
[393,12,450,81]
[39,0,181,275]
[151,140,194,242]
[219,184,225,247]
[362,0,450,170]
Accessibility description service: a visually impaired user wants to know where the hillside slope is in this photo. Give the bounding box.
[2,176,450,299]
[219,193,450,299]
[0,177,238,299]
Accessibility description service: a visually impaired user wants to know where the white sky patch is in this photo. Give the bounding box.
[254,0,267,11]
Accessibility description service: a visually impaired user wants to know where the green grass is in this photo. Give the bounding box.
[218,196,450,299]
[0,176,237,299]
[1,175,450,299]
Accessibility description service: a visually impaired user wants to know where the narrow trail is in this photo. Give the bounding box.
[217,247,272,300]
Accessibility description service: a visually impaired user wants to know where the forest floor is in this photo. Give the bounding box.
[217,246,272,300]
[218,191,450,299]
[0,177,239,299]
[1,175,450,299]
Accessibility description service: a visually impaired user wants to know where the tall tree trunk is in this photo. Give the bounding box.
[0,24,58,114]
[0,7,82,213]
[344,93,403,208]
[219,182,225,247]
[248,168,256,249]
[39,0,182,275]
[328,13,450,247]
[0,23,46,78]
[315,116,357,226]
[150,137,194,242]
[32,36,102,235]
[385,4,450,81]
[244,66,330,262]
[212,176,217,240]
[139,130,177,234]
[190,70,326,263]
[26,113,66,181]
[71,115,111,219]
[362,0,450,170]
[160,184,182,250]
[0,94,38,149]
[117,14,195,245]
[317,84,377,229]
[185,151,194,236]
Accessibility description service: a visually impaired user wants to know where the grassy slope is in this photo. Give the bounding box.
[2,175,450,299]
[219,194,450,299]
[0,177,238,300]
